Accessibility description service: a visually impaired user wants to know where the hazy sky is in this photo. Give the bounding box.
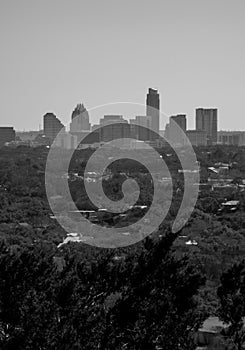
[0,0,244,131]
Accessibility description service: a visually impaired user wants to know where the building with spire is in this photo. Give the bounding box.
[70,103,91,133]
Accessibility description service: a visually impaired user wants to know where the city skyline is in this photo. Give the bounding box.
[40,88,217,148]
[0,0,244,131]
[42,90,219,137]
[6,90,225,133]
[0,83,240,147]
[3,95,242,147]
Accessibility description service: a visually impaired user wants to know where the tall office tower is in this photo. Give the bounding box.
[70,103,91,132]
[129,115,151,140]
[169,114,187,146]
[186,130,207,146]
[43,113,65,142]
[146,88,160,136]
[0,127,15,147]
[196,108,218,145]
[99,115,130,142]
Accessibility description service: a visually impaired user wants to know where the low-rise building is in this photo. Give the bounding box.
[0,127,15,147]
[218,131,245,146]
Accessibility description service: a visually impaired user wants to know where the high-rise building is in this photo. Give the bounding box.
[99,115,130,142]
[0,127,15,147]
[186,130,207,146]
[146,88,160,136]
[129,115,151,140]
[170,115,186,130]
[196,108,218,145]
[70,103,91,133]
[169,115,187,146]
[43,113,65,142]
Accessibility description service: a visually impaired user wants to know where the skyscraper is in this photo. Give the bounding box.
[43,113,65,142]
[70,103,91,132]
[99,115,130,142]
[185,130,207,146]
[170,115,187,131]
[196,108,218,145]
[169,115,187,146]
[146,88,160,136]
[129,115,151,141]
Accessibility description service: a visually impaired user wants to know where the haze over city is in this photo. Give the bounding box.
[0,0,244,131]
[2,2,245,349]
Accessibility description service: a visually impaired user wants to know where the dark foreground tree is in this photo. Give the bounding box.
[217,260,245,350]
[0,228,206,350]
[97,231,206,350]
